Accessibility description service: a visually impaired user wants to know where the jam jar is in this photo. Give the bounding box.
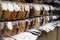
[4,22,13,36]
[33,18,40,28]
[29,5,34,17]
[18,21,26,33]
[2,3,14,19]
[11,22,18,36]
[33,5,40,16]
[10,3,19,19]
[17,4,26,19]
[43,5,50,15]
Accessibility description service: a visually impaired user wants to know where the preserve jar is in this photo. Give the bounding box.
[11,22,18,36]
[10,3,19,19]
[2,3,13,19]
[18,21,26,33]
[29,5,34,17]
[33,5,40,16]
[43,5,50,15]
[33,18,40,28]
[0,4,2,18]
[17,4,26,18]
[4,22,13,36]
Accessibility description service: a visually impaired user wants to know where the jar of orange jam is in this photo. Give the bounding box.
[4,22,13,36]
[10,3,20,19]
[2,3,14,19]
[17,4,26,19]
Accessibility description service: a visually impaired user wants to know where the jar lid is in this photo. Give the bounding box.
[1,3,8,11]
[34,5,40,10]
[6,22,13,30]
[7,3,14,11]
[43,5,49,11]
[13,3,20,11]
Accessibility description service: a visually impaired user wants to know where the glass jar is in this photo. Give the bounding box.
[11,22,18,36]
[17,4,26,19]
[4,22,13,36]
[18,21,26,33]
[10,3,19,19]
[2,3,14,19]
[33,18,40,28]
[29,5,34,17]
[43,5,50,15]
[3,10,11,19]
[10,10,17,19]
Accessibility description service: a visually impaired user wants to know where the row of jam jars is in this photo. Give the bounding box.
[0,2,54,19]
[25,17,49,30]
[0,20,27,37]
[0,2,16,19]
[26,18,41,30]
[0,2,30,19]
[17,3,30,19]
[29,4,53,17]
[2,18,41,37]
[42,15,58,26]
[0,16,58,37]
